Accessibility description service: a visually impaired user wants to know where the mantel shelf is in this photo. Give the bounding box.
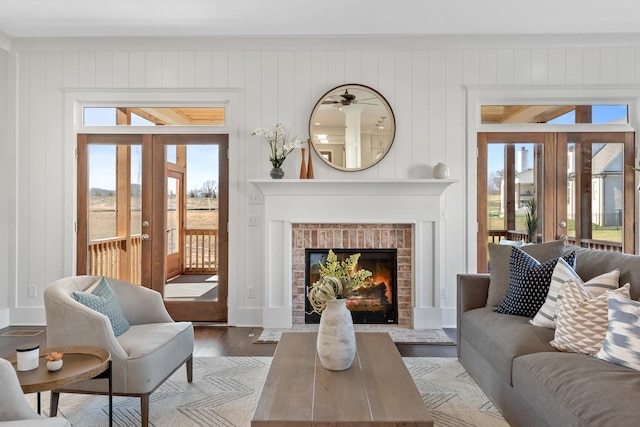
[248,179,458,197]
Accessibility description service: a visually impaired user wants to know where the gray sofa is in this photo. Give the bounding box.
[457,247,640,427]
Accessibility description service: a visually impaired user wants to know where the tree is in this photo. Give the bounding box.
[488,169,504,195]
[200,180,217,199]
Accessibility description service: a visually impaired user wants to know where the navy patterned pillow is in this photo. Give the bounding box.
[494,248,576,318]
[73,277,130,336]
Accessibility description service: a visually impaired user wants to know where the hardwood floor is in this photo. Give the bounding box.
[0,325,457,359]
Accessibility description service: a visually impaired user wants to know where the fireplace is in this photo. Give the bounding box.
[249,178,457,329]
[304,248,398,324]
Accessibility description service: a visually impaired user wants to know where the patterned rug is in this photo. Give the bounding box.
[256,324,455,344]
[28,357,507,427]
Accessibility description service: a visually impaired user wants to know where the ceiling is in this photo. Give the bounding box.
[1,0,640,38]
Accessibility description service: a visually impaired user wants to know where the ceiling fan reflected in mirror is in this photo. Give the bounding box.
[322,89,377,106]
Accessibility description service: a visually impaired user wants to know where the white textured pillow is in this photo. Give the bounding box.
[531,262,620,329]
[550,282,630,355]
[596,291,640,371]
[530,258,581,328]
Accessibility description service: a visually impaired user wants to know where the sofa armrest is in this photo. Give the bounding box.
[456,273,490,358]
[457,274,490,313]
[44,286,129,360]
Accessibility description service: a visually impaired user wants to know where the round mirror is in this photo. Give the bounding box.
[309,84,395,172]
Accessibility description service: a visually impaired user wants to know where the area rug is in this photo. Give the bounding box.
[256,324,455,344]
[28,357,506,427]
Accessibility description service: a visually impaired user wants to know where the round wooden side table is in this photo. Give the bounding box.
[6,346,112,426]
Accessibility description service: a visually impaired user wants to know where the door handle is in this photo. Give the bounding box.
[141,234,150,241]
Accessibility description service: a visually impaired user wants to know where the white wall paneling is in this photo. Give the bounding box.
[0,47,8,327]
[3,35,640,327]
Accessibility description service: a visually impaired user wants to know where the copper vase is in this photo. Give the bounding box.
[299,148,308,179]
[306,138,314,179]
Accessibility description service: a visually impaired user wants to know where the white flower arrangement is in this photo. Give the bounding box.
[252,123,304,169]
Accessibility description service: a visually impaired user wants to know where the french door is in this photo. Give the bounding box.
[477,131,635,272]
[77,133,229,321]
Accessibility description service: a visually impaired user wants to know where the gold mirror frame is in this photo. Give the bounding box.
[309,84,396,172]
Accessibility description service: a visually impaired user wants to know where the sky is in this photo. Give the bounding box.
[85,108,220,193]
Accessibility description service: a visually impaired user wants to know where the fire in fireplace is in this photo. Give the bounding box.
[305,248,398,324]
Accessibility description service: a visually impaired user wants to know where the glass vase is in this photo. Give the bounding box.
[270,167,284,179]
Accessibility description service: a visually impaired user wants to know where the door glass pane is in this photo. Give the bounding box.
[167,177,179,256]
[88,145,116,240]
[130,145,142,237]
[487,143,505,235]
[566,143,577,238]
[487,142,543,244]
[166,145,177,164]
[165,144,219,301]
[566,139,623,248]
[87,143,142,284]
[178,145,219,301]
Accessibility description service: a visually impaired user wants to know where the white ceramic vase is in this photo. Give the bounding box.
[317,299,356,371]
[47,359,63,372]
[433,162,450,179]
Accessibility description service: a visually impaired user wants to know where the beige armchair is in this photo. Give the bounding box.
[0,358,71,426]
[44,275,194,427]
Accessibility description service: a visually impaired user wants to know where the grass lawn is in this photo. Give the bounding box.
[486,194,622,243]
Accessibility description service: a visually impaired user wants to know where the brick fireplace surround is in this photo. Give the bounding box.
[291,223,413,326]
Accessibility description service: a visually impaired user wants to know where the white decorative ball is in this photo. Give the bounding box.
[433,162,450,179]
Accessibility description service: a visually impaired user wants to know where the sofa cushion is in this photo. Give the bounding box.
[486,240,566,307]
[117,322,191,359]
[596,292,640,371]
[495,249,575,318]
[513,352,640,427]
[461,307,556,384]
[573,248,640,300]
[73,277,130,337]
[551,283,630,355]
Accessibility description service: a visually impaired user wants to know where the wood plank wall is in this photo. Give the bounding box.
[4,37,640,325]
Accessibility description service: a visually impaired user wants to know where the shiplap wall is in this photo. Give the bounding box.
[0,47,8,325]
[4,35,640,326]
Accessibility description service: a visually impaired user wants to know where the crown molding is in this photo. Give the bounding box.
[9,32,640,53]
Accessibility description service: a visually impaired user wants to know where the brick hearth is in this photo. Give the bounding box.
[291,223,413,326]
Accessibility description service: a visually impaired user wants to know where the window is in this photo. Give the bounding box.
[83,107,226,126]
[481,105,628,124]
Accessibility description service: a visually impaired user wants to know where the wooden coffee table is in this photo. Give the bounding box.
[6,346,112,426]
[252,332,433,426]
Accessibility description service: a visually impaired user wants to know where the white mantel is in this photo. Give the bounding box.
[249,179,457,329]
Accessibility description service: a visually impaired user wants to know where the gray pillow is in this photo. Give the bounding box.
[486,240,566,307]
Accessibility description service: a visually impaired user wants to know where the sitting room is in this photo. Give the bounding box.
[1,1,640,426]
